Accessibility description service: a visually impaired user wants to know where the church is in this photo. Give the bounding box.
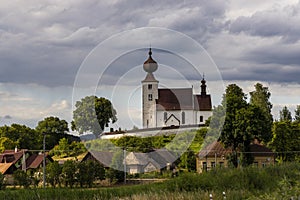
[142,48,212,128]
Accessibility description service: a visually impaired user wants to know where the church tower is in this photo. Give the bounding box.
[142,48,158,128]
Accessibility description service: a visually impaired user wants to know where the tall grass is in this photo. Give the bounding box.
[1,162,300,200]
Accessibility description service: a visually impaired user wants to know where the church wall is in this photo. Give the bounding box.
[196,111,212,125]
[156,110,194,127]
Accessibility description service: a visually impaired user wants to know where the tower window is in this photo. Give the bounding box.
[148,94,153,101]
[200,116,203,122]
[148,84,152,90]
[182,112,185,124]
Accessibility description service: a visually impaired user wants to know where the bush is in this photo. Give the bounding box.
[0,173,5,189]
[13,170,31,188]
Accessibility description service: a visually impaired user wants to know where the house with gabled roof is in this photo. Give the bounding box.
[0,149,53,184]
[125,149,177,174]
[196,141,275,173]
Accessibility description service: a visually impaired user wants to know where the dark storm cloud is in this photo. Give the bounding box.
[229,2,300,42]
[0,0,228,87]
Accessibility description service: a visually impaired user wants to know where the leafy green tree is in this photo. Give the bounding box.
[106,150,125,184]
[178,148,196,171]
[250,83,273,143]
[270,121,292,162]
[0,124,41,150]
[46,161,62,188]
[76,160,104,187]
[13,170,31,188]
[62,160,77,188]
[36,116,69,150]
[220,84,247,167]
[0,137,17,153]
[72,96,117,136]
[294,105,300,123]
[279,106,292,122]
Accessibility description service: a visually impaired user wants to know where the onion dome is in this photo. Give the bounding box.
[143,48,158,73]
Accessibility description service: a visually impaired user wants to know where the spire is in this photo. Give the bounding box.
[201,74,207,96]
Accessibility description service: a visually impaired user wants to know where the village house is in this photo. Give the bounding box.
[125,149,176,174]
[0,148,53,184]
[196,141,275,173]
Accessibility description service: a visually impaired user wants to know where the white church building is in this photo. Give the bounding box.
[142,49,212,128]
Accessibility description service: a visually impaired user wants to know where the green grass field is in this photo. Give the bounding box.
[1,162,300,200]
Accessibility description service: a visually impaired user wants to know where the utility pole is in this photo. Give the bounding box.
[43,132,46,188]
[124,148,126,184]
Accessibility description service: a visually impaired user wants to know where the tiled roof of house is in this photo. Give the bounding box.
[198,141,232,158]
[0,150,27,164]
[82,151,114,167]
[198,141,274,158]
[126,149,177,169]
[156,88,212,111]
[249,144,275,157]
[0,163,14,174]
[26,153,53,169]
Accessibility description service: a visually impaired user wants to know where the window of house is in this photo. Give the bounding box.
[253,162,258,167]
[182,112,185,124]
[200,116,203,123]
[148,84,152,90]
[202,162,207,172]
[219,162,224,168]
[211,162,216,168]
[148,94,153,101]
[164,112,167,121]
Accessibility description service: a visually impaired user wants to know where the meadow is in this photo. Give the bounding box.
[1,162,300,200]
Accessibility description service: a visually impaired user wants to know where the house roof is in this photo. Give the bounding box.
[156,88,212,111]
[82,151,114,167]
[0,149,28,164]
[26,153,53,169]
[249,144,275,157]
[0,163,14,174]
[126,149,177,169]
[198,141,274,158]
[198,141,232,158]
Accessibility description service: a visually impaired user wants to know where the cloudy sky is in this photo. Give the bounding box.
[0,0,300,132]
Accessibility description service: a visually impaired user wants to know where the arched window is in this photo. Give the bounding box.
[148,94,153,101]
[182,112,185,124]
[164,112,167,121]
[200,116,203,123]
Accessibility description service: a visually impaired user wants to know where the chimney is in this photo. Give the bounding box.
[15,146,18,153]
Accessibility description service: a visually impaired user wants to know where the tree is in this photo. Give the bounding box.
[220,84,247,154]
[294,105,300,123]
[0,124,41,150]
[46,161,62,188]
[13,170,31,188]
[279,106,292,122]
[0,137,17,153]
[61,160,77,188]
[250,83,273,143]
[72,96,117,137]
[178,148,196,171]
[0,173,4,190]
[36,116,69,150]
